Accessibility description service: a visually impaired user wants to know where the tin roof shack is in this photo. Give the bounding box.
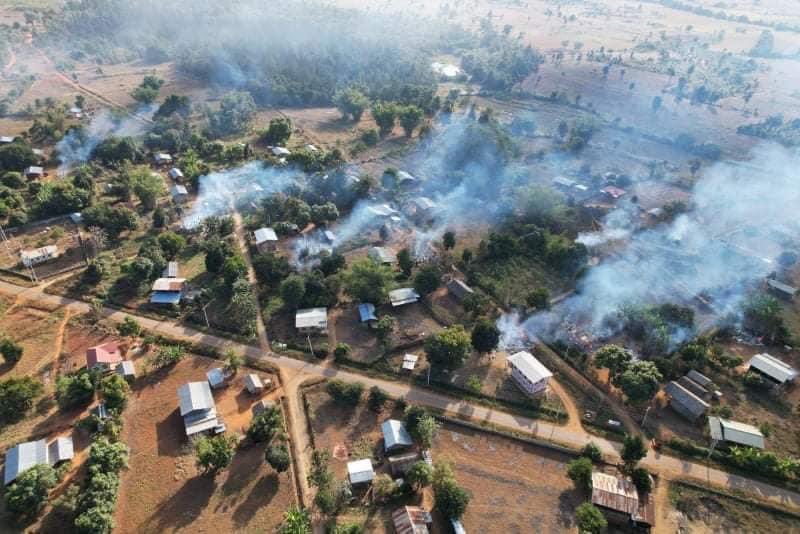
[347,458,375,486]
[24,166,44,178]
[170,184,189,204]
[4,437,74,485]
[116,360,136,380]
[206,367,228,390]
[409,197,437,222]
[86,341,123,371]
[708,417,765,450]
[369,246,397,265]
[601,186,627,200]
[271,146,291,157]
[168,167,184,181]
[766,278,798,300]
[663,381,709,422]
[358,303,378,326]
[178,381,223,438]
[295,307,328,334]
[244,373,264,394]
[392,506,432,534]
[382,419,413,453]
[389,288,420,307]
[150,277,186,305]
[747,353,798,386]
[591,472,654,529]
[254,227,278,253]
[20,245,59,267]
[507,351,553,397]
[401,354,419,372]
[446,279,474,301]
[154,153,173,165]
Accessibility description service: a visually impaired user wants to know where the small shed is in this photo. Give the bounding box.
[382,419,413,453]
[591,472,651,525]
[206,368,226,389]
[116,360,136,380]
[347,458,375,485]
[170,184,189,204]
[20,245,59,267]
[271,146,291,157]
[767,278,798,300]
[392,506,432,534]
[708,416,765,449]
[402,354,419,372]
[389,288,420,307]
[369,246,396,265]
[168,167,184,181]
[663,381,709,422]
[245,373,264,394]
[552,176,576,189]
[150,277,186,305]
[154,153,173,165]
[295,307,328,333]
[446,279,474,301]
[748,353,798,385]
[322,230,336,245]
[86,341,123,370]
[47,437,74,465]
[0,136,15,144]
[358,303,378,325]
[601,186,626,200]
[24,166,44,178]
[69,212,83,224]
[254,227,278,253]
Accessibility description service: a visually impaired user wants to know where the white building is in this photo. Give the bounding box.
[347,458,375,485]
[4,437,74,485]
[389,288,420,307]
[178,382,223,437]
[708,417,765,449]
[254,227,278,253]
[20,245,59,267]
[295,307,328,334]
[168,167,184,181]
[507,351,553,396]
[748,353,798,385]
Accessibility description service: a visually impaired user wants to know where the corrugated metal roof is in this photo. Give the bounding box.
[4,439,48,485]
[150,291,182,305]
[254,227,278,244]
[347,458,375,484]
[392,506,431,534]
[664,381,709,418]
[295,307,328,329]
[767,278,798,296]
[446,279,474,299]
[591,472,639,516]
[358,303,377,322]
[709,416,765,449]
[244,374,263,393]
[687,370,712,388]
[163,261,179,278]
[47,437,74,465]
[206,368,225,388]
[507,351,553,384]
[369,247,396,264]
[152,278,186,292]
[749,353,798,384]
[116,360,136,377]
[170,184,188,196]
[413,197,436,210]
[389,288,420,307]
[178,382,215,416]
[382,419,413,451]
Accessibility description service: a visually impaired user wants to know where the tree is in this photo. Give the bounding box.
[344,258,395,304]
[262,117,293,146]
[207,91,256,138]
[443,231,456,250]
[326,379,364,407]
[333,88,370,122]
[266,443,291,473]
[406,460,434,490]
[4,464,57,518]
[581,442,603,463]
[368,386,388,412]
[411,413,439,449]
[621,434,647,467]
[0,377,43,423]
[575,502,607,533]
[413,265,441,297]
[375,315,395,346]
[56,370,95,410]
[228,279,258,337]
[156,232,185,260]
[373,473,399,503]
[280,506,311,534]
[222,255,247,288]
[82,204,138,239]
[125,257,155,287]
[743,295,789,344]
[117,317,141,338]
[371,102,398,137]
[0,142,37,171]
[471,318,500,354]
[397,248,413,277]
[155,94,191,119]
[615,361,662,404]
[247,405,283,444]
[195,434,237,474]
[204,239,230,274]
[224,349,243,376]
[280,275,307,310]
[566,457,593,492]
[526,287,550,310]
[399,105,424,137]
[433,473,470,520]
[0,337,23,363]
[129,166,163,210]
[593,344,631,377]
[131,75,164,104]
[424,325,472,370]
[631,467,652,493]
[99,374,129,411]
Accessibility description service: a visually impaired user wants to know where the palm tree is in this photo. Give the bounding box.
[280,506,311,534]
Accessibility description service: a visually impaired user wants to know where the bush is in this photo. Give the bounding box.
[566,457,593,492]
[99,374,129,411]
[266,443,291,473]
[333,342,351,362]
[621,434,647,467]
[326,379,364,407]
[247,405,283,443]
[580,442,603,463]
[0,376,43,423]
[195,434,237,474]
[0,337,23,363]
[575,502,607,533]
[433,476,470,520]
[150,344,184,369]
[631,467,652,493]
[368,386,388,412]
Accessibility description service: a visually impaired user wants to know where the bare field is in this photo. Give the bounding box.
[115,355,290,534]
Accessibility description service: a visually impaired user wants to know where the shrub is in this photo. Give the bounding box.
[368,386,389,412]
[566,457,593,492]
[333,342,351,362]
[0,337,23,363]
[581,442,603,463]
[266,443,291,473]
[99,374,129,411]
[621,434,647,467]
[247,406,283,443]
[631,467,652,493]
[326,379,364,407]
[575,502,607,533]
[195,434,237,474]
[56,369,96,410]
[150,344,185,369]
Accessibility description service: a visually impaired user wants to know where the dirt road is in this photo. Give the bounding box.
[2,279,800,513]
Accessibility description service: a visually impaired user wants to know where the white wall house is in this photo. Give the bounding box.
[507,351,553,396]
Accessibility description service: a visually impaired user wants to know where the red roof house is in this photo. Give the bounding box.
[86,342,123,369]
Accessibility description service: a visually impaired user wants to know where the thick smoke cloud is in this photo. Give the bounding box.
[499,144,800,348]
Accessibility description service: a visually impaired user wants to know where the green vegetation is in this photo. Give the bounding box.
[266,443,291,474]
[56,369,96,410]
[432,462,470,520]
[4,464,57,519]
[424,325,472,370]
[574,502,607,533]
[195,434,237,474]
[0,337,23,363]
[0,376,43,423]
[247,405,284,443]
[74,438,129,534]
[566,457,593,492]
[326,379,364,407]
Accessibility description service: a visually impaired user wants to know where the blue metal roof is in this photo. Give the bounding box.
[358,303,377,322]
[150,291,182,304]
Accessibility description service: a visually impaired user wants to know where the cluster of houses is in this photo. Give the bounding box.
[662,352,798,450]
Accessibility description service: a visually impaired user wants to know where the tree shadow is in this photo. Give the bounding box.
[232,472,280,527]
[144,474,216,532]
[557,488,580,528]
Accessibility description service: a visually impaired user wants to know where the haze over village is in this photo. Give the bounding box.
[0,1,799,533]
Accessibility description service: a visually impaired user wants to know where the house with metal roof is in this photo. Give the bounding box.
[366,204,398,218]
[154,152,173,165]
[392,506,432,534]
[402,354,419,372]
[347,458,375,485]
[507,351,552,396]
[206,368,227,389]
[116,360,136,380]
[150,277,186,305]
[410,197,437,220]
[322,230,336,245]
[687,370,713,389]
[178,382,222,437]
[708,416,765,449]
[4,436,74,485]
[168,167,184,181]
[677,375,709,399]
[24,166,44,178]
[369,246,396,265]
[47,437,74,465]
[271,146,291,157]
[552,176,576,190]
[295,307,328,333]
[0,135,15,144]
[20,245,59,267]
[244,373,264,394]
[748,353,798,385]
[254,227,278,253]
[601,186,626,200]
[389,288,420,307]
[388,451,421,476]
[382,419,413,453]
[86,341,123,370]
[446,279,474,301]
[663,381,709,422]
[591,472,653,527]
[358,303,378,325]
[170,184,189,204]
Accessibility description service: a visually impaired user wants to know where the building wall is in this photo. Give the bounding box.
[510,363,548,396]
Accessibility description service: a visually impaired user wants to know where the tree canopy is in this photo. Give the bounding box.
[424,325,472,370]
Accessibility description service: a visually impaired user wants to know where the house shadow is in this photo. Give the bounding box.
[232,472,280,527]
[155,410,185,457]
[144,474,216,532]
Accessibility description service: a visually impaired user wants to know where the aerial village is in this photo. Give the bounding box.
[0,1,800,533]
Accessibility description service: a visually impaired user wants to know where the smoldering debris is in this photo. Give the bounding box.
[499,144,800,348]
